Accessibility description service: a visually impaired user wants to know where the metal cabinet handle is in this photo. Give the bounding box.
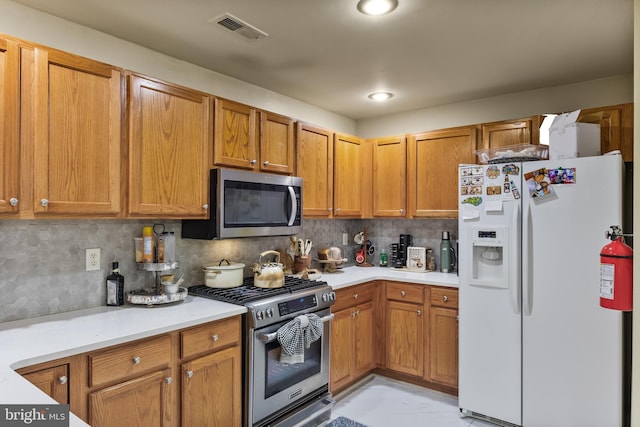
[58,376,68,385]
[400,291,406,297]
[132,356,141,365]
[202,204,209,210]
[40,199,49,207]
[335,208,341,212]
[443,295,448,302]
[165,377,173,384]
[417,310,422,316]
[400,209,404,214]
[328,207,333,212]
[356,310,360,316]
[353,293,358,299]
[9,198,18,207]
[263,160,270,166]
[186,370,193,379]
[211,334,219,342]
[259,313,334,343]
[250,159,257,165]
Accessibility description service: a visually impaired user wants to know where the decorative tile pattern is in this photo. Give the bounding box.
[0,218,458,322]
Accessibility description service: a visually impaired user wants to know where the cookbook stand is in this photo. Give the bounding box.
[356,227,374,268]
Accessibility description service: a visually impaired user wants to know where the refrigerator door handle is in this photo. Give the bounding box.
[509,201,521,315]
[523,203,532,316]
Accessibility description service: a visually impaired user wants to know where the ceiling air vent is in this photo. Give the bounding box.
[210,13,269,41]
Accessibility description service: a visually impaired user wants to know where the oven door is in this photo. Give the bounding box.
[249,308,332,426]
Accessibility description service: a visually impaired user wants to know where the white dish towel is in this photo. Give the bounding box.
[277,313,323,365]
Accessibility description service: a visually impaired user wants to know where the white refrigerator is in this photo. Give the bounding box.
[458,154,624,427]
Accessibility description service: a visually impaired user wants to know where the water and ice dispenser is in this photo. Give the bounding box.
[468,226,510,289]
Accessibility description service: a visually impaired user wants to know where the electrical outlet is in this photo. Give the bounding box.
[342,232,349,245]
[86,248,101,271]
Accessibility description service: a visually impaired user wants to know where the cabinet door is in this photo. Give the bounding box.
[427,307,458,388]
[0,38,20,215]
[352,301,375,378]
[481,116,541,149]
[329,307,353,391]
[578,104,633,162]
[333,133,366,217]
[371,135,406,217]
[296,122,334,217]
[127,74,210,217]
[89,369,173,427]
[182,346,242,427]
[386,300,424,377]
[260,111,294,174]
[214,98,258,170]
[408,126,477,218]
[21,364,69,404]
[33,47,122,215]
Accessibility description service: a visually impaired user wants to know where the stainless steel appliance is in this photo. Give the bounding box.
[189,276,336,427]
[182,168,303,239]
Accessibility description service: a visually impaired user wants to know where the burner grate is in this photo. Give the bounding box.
[188,276,327,305]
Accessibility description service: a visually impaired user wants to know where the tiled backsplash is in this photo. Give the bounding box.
[0,218,456,323]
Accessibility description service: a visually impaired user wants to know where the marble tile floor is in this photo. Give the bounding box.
[328,375,500,427]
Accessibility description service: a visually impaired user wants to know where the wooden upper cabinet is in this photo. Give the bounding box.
[296,122,334,217]
[578,103,633,162]
[0,37,20,216]
[213,98,258,170]
[408,126,477,218]
[333,133,369,218]
[260,111,294,174]
[127,74,210,218]
[481,116,541,149]
[371,135,407,217]
[31,47,122,216]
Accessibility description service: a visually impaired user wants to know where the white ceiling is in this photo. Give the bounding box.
[11,0,633,120]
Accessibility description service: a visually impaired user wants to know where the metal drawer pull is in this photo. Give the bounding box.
[40,199,49,207]
[211,334,219,341]
[132,356,141,365]
[186,370,193,379]
[443,295,448,302]
[353,294,358,299]
[165,377,172,384]
[259,313,334,343]
[400,291,406,297]
[58,376,68,385]
[417,310,422,316]
[9,198,18,207]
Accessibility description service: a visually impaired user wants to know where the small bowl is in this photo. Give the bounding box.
[162,281,178,295]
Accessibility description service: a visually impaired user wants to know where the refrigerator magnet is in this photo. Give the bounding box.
[486,166,500,179]
[524,168,554,198]
[486,185,502,196]
[461,167,474,177]
[548,167,576,184]
[461,196,483,206]
[501,164,520,175]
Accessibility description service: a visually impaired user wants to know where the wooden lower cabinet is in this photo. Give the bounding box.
[425,287,459,389]
[18,362,69,404]
[330,283,375,393]
[385,300,424,377]
[181,346,242,427]
[89,368,174,427]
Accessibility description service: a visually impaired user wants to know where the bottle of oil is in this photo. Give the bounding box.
[106,262,125,306]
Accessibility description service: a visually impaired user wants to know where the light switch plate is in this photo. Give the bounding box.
[342,232,349,245]
[86,248,100,271]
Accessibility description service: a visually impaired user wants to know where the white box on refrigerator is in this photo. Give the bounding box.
[546,110,600,159]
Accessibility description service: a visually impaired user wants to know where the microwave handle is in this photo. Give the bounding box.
[287,186,297,226]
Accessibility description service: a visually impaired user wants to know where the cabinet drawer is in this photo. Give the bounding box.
[333,283,375,312]
[181,316,241,359]
[89,335,171,388]
[430,287,458,309]
[386,282,424,304]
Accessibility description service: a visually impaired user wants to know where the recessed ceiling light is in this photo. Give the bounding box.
[357,0,399,16]
[368,92,394,101]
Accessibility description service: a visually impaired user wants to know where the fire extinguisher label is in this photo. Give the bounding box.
[600,263,615,300]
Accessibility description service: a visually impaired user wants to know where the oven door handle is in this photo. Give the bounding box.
[258,313,334,344]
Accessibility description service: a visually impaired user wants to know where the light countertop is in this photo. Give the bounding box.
[322,265,458,290]
[0,267,457,426]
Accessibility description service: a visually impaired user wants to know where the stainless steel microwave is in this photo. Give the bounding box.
[182,168,302,239]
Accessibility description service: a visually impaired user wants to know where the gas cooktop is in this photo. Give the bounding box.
[188,276,329,305]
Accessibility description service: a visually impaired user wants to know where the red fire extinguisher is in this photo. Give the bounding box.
[600,226,633,311]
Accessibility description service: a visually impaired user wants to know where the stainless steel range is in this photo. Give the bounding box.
[189,277,336,427]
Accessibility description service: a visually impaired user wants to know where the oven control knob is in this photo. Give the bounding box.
[322,293,329,302]
[329,292,336,301]
[266,308,274,318]
[256,311,264,320]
